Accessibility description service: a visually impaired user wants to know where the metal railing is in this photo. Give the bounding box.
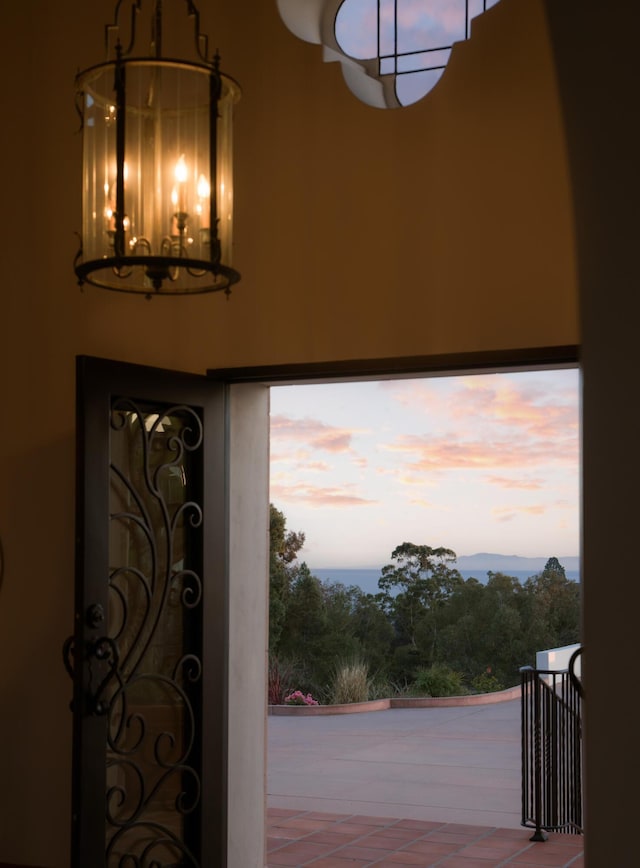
[520,647,584,840]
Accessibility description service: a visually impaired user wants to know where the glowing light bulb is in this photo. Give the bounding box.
[197,174,210,199]
[197,174,210,228]
[172,155,188,214]
[174,155,188,184]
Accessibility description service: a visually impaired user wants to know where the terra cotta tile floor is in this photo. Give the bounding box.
[267,808,584,868]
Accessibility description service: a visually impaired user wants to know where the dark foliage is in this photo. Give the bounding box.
[268,506,581,698]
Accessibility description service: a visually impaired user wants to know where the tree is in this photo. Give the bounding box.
[378,542,463,664]
[349,589,395,676]
[268,518,581,696]
[480,574,527,684]
[437,577,490,679]
[543,556,566,579]
[276,564,362,691]
[270,503,305,564]
[278,564,327,657]
[523,558,580,650]
[316,581,363,670]
[269,504,305,653]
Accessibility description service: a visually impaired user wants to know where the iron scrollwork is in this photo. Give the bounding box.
[62,631,121,716]
[64,396,207,865]
[102,398,205,866]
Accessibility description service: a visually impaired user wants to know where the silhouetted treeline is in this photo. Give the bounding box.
[269,505,581,702]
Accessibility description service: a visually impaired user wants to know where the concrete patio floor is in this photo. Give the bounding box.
[267,699,525,830]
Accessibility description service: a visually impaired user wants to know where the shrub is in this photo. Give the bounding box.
[367,675,400,700]
[411,663,467,697]
[331,657,370,704]
[389,644,424,683]
[471,669,505,694]
[268,656,299,705]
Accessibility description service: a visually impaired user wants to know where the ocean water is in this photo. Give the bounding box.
[310,567,580,596]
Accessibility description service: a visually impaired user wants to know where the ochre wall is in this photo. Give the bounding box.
[0,1,577,865]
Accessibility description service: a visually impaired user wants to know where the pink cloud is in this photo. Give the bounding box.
[270,481,377,508]
[397,472,438,487]
[304,461,332,472]
[385,375,578,443]
[408,496,448,510]
[384,433,578,471]
[271,414,361,454]
[484,475,545,490]
[446,379,578,441]
[492,504,547,523]
[270,457,331,476]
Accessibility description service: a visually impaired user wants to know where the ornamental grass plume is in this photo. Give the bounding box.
[331,657,370,704]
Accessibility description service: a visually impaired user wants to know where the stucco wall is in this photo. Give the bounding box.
[0,1,578,865]
[545,2,640,865]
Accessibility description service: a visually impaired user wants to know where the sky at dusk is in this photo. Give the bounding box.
[334,0,502,104]
[336,0,500,58]
[269,368,580,569]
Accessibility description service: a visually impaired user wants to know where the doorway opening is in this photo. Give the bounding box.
[266,365,580,827]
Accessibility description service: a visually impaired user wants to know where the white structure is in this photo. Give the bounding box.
[536,643,581,679]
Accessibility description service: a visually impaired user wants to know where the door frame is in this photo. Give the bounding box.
[211,342,580,866]
[208,345,579,385]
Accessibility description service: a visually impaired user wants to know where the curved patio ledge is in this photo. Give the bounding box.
[268,684,520,715]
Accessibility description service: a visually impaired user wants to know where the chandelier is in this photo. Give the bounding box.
[74,0,241,297]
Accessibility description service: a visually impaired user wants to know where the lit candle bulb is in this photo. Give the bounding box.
[104,181,115,231]
[197,173,210,228]
[174,154,188,214]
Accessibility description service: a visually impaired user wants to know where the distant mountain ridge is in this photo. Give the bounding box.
[310,555,580,595]
[313,553,580,573]
[455,552,580,572]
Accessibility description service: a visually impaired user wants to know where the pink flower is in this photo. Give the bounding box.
[284,689,319,706]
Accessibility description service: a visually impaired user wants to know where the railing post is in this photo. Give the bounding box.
[521,652,583,840]
[530,668,548,842]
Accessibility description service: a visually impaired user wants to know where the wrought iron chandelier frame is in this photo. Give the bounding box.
[74,0,241,298]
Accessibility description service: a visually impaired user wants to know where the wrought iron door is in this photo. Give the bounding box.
[65,356,228,867]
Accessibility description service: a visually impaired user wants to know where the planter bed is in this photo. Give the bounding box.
[269,684,520,715]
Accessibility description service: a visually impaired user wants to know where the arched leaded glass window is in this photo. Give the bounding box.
[278,0,502,108]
